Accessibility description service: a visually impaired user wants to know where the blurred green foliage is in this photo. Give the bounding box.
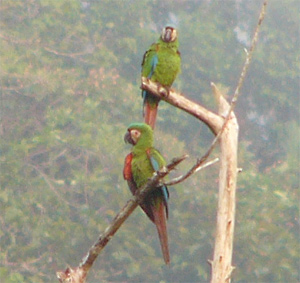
[0,0,299,282]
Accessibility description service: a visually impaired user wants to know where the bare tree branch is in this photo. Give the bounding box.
[56,1,268,281]
[141,77,224,135]
[210,1,268,282]
[56,155,187,283]
[43,47,92,58]
[209,85,239,283]
[140,2,268,282]
[164,157,219,186]
[27,163,72,207]
[0,33,35,45]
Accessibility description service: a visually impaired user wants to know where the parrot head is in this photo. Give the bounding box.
[124,123,153,147]
[161,26,178,43]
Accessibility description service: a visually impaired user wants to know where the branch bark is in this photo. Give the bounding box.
[56,1,267,281]
[56,151,219,282]
[210,2,268,281]
[141,79,239,282]
[56,155,187,283]
[209,85,238,282]
[164,157,219,186]
[141,77,223,135]
[141,1,267,281]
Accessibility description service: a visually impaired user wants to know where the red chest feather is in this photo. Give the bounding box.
[123,153,133,180]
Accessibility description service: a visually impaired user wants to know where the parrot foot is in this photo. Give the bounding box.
[157,84,169,98]
[157,166,168,176]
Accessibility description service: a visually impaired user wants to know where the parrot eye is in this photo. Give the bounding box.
[130,129,141,143]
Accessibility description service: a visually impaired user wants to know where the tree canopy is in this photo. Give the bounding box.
[0,0,299,282]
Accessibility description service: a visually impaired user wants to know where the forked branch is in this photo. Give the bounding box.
[57,155,191,282]
[57,1,268,282]
[57,151,220,282]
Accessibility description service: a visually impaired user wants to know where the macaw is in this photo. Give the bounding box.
[123,123,170,264]
[141,26,181,129]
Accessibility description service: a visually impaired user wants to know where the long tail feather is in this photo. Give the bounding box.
[152,202,170,265]
[144,101,158,129]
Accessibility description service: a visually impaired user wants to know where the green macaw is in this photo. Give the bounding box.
[123,123,170,264]
[141,26,181,129]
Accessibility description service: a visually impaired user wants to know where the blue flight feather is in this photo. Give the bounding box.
[149,155,160,171]
[149,155,169,204]
[149,54,158,78]
[142,54,158,101]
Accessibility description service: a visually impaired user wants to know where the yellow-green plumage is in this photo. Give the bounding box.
[142,40,181,87]
[142,26,181,128]
[131,140,166,189]
[123,123,170,264]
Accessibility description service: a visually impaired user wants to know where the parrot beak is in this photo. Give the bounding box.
[162,26,176,42]
[124,131,135,145]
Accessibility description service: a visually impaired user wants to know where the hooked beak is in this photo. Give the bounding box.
[124,131,135,145]
[164,28,172,42]
[163,26,176,42]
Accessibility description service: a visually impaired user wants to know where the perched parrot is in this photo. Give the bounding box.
[123,123,170,264]
[141,26,181,129]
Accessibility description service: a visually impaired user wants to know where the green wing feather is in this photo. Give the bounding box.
[141,31,181,129]
[124,123,170,264]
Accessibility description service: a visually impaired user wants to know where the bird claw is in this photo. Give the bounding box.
[158,85,169,98]
[158,166,168,176]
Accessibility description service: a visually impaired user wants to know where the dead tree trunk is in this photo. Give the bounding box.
[209,86,238,282]
[141,79,239,282]
[209,2,268,280]
[56,1,267,281]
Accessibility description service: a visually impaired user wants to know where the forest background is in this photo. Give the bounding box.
[0,0,299,282]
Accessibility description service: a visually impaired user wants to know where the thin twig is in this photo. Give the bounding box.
[164,158,219,186]
[210,2,268,282]
[57,155,187,282]
[57,3,268,281]
[231,0,268,107]
[193,0,268,169]
[141,2,267,168]
[43,47,92,58]
[27,163,72,207]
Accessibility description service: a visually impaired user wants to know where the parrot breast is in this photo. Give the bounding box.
[152,47,180,87]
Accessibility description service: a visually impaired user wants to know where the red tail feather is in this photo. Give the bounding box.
[144,102,158,129]
[152,202,170,265]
